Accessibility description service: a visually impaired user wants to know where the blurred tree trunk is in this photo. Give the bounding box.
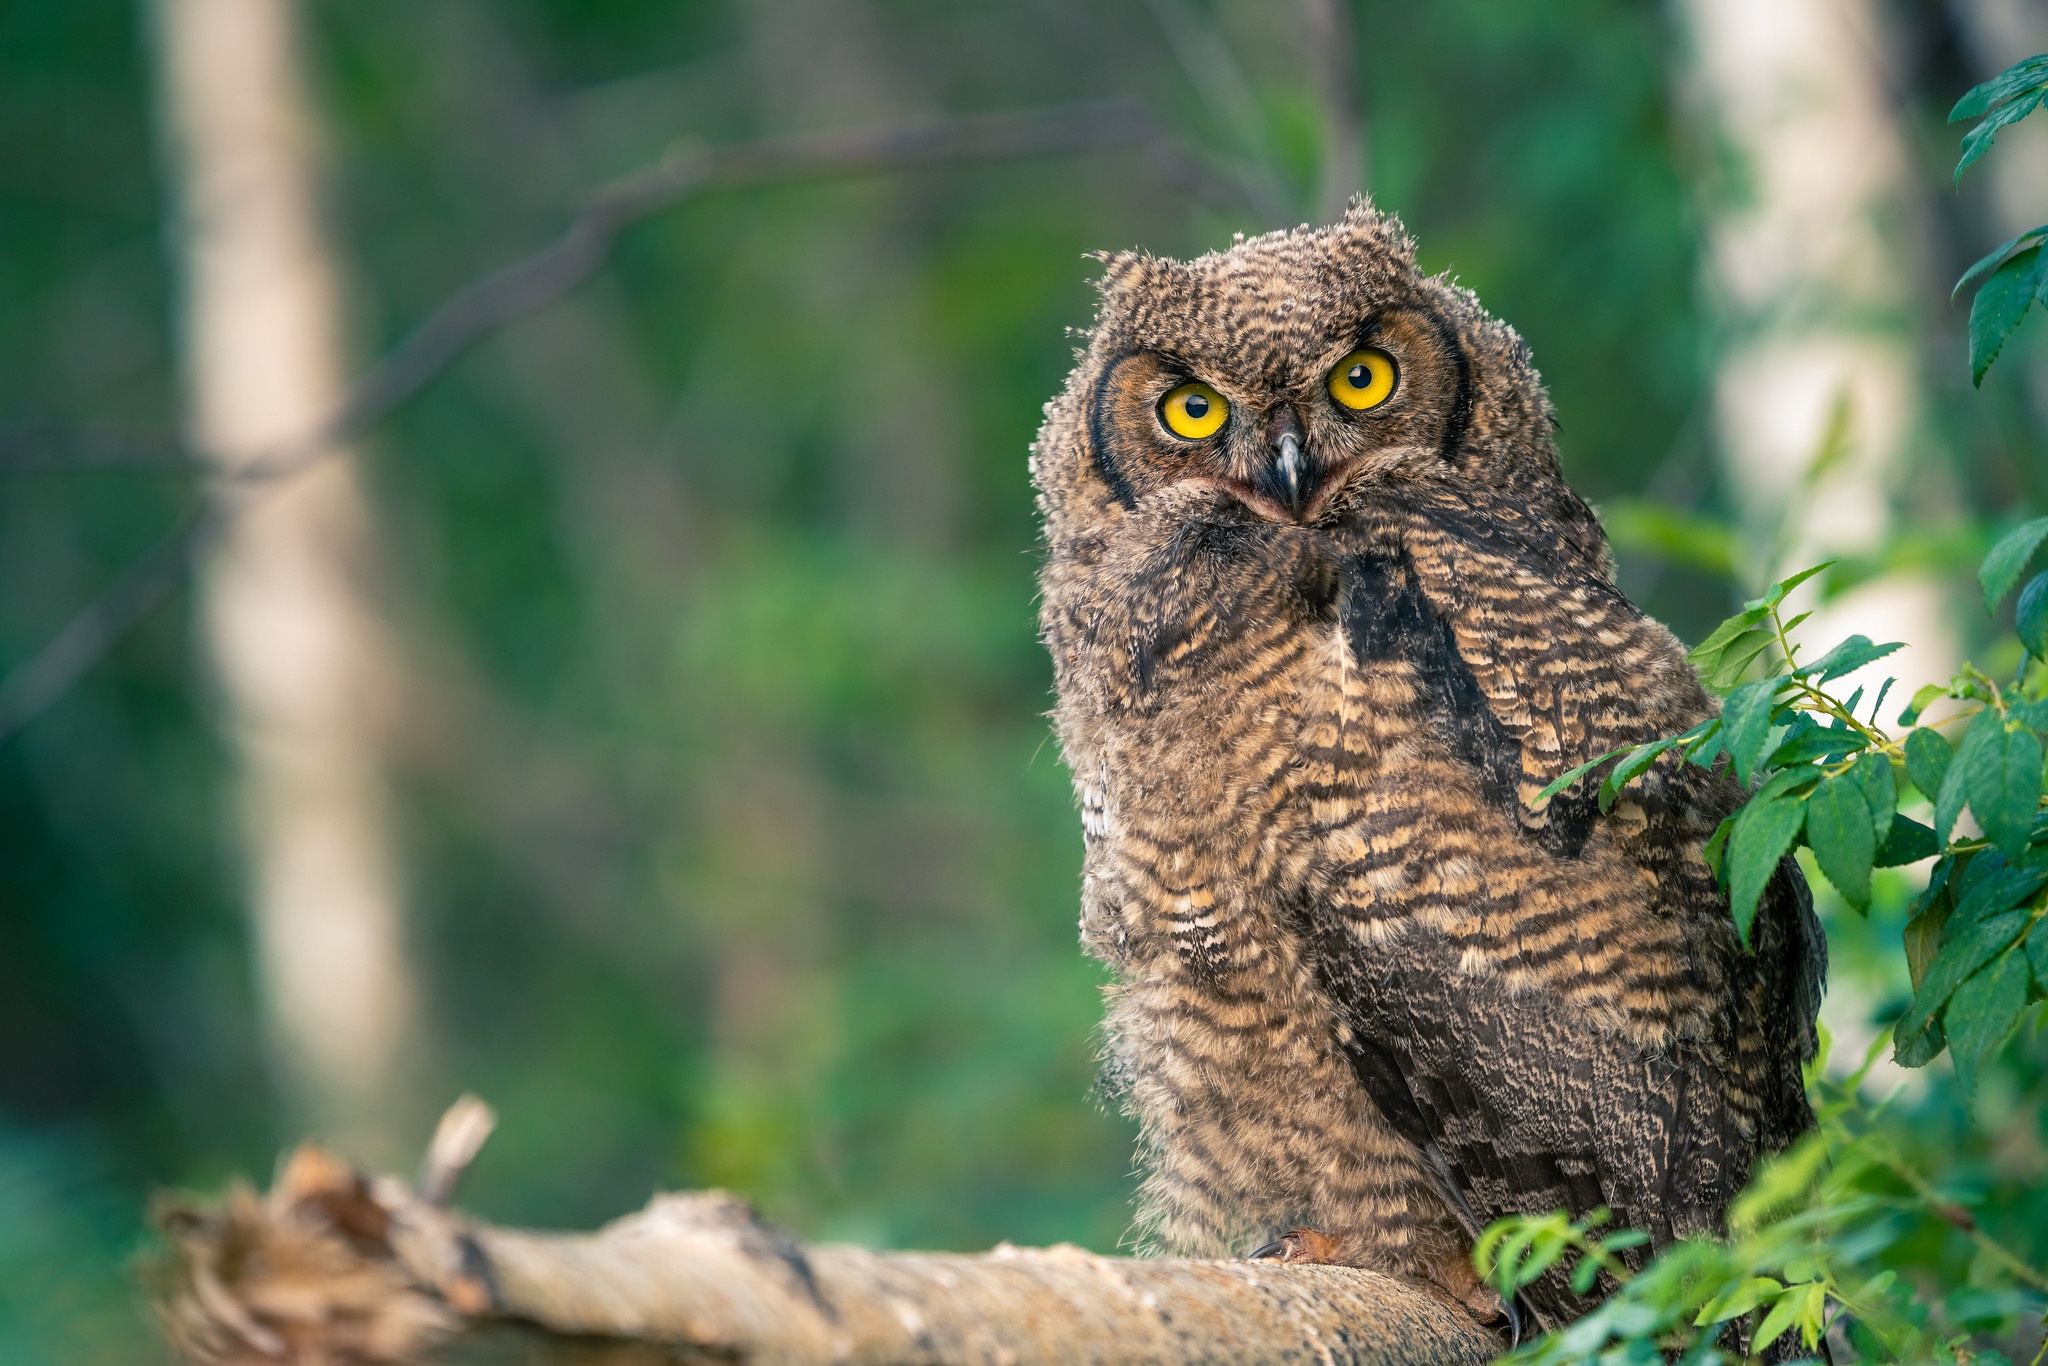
[1672,0,1960,697]
[150,0,420,1163]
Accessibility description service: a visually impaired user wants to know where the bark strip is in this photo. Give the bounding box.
[148,1101,1502,1366]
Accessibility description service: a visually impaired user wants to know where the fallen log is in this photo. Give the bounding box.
[145,1097,1503,1366]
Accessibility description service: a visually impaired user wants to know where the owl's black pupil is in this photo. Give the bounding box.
[1183,393,1209,418]
[1348,364,1369,388]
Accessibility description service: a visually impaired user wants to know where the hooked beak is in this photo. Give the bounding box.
[1274,429,1305,512]
[1260,406,1311,517]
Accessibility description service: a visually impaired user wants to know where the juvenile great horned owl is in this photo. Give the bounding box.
[1032,203,1824,1329]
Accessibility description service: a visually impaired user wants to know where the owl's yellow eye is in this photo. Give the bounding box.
[1158,382,1229,440]
[1328,347,1398,411]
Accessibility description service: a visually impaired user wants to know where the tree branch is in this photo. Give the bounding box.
[0,100,1176,745]
[147,1098,1502,1366]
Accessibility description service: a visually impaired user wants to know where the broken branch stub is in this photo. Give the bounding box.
[146,1103,1503,1366]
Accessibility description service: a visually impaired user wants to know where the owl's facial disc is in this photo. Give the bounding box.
[1087,306,1465,523]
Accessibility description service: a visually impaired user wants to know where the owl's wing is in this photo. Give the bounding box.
[1362,488,1712,853]
[1312,855,1819,1330]
[1319,499,1822,1328]
[1313,914,1746,1328]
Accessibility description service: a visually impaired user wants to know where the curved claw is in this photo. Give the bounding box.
[1244,1228,1346,1264]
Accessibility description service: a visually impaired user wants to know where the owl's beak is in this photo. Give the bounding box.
[1261,405,1311,517]
[1274,429,1305,513]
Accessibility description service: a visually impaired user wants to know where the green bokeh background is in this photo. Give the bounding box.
[2,3,2045,1359]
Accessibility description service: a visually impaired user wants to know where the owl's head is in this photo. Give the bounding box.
[1032,200,1578,549]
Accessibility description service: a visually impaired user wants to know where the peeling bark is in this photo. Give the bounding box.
[148,1100,1501,1366]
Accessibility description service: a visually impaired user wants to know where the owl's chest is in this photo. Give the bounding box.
[1083,608,1452,901]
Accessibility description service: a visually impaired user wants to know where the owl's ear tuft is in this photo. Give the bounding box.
[1334,195,1418,268]
[1092,250,1156,295]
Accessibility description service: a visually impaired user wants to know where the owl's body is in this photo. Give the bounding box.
[1032,205,1823,1327]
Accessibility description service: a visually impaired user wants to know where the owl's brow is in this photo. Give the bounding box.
[1086,347,1142,511]
[1338,303,1475,460]
[1423,304,1476,459]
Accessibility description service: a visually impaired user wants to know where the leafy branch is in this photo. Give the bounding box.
[1951,54,2048,385]
[1546,516,2048,1098]
[1477,1032,2048,1366]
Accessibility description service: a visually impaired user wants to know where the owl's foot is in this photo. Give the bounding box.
[1430,1252,1522,1344]
[1246,1227,1349,1264]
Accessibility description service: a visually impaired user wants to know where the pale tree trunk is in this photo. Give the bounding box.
[147,1101,1501,1365]
[1301,0,1364,224]
[1673,0,1961,699]
[151,0,420,1163]
[1671,0,1964,1097]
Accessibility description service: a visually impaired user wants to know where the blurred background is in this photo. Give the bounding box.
[4,1,2047,1358]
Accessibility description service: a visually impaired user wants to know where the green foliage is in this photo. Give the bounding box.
[1481,1035,2048,1366]
[1952,56,2048,385]
[1576,550,2048,1087]
[1506,533,2048,1361]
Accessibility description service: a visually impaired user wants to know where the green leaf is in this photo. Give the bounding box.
[1848,751,1896,847]
[1751,563,1832,611]
[1947,948,2032,1098]
[1768,723,1870,767]
[1876,814,1937,867]
[1794,634,1904,683]
[1806,772,1876,907]
[1753,1283,1813,1355]
[1980,515,2048,612]
[1967,244,2045,386]
[1895,908,2032,1055]
[1904,727,1954,803]
[1702,814,1735,881]
[1796,1281,1830,1349]
[1904,873,1952,990]
[1598,737,1680,812]
[2028,921,2048,984]
[1947,861,2048,937]
[1951,54,2048,122]
[1722,679,1786,786]
[1705,628,1776,690]
[1957,87,2048,181]
[2017,572,2048,662]
[1687,606,1770,670]
[1695,1276,1784,1327]
[1531,746,1627,809]
[1897,1014,1948,1068]
[1936,711,2000,845]
[1728,776,1811,945]
[1900,681,1949,726]
[1964,720,2045,858]
[1954,225,2048,299]
[1686,722,1726,771]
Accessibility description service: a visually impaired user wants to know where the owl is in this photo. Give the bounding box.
[1031,202,1824,1332]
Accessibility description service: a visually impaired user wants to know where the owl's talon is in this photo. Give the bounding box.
[1246,1228,1347,1264]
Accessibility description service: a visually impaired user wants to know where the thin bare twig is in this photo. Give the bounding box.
[0,101,1162,744]
[0,424,197,472]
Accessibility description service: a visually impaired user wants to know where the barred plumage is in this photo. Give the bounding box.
[1032,202,1824,1330]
